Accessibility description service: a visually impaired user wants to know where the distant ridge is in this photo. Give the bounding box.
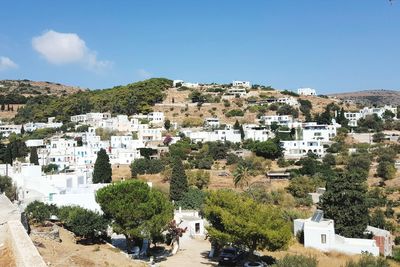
[0,79,86,97]
[329,89,400,106]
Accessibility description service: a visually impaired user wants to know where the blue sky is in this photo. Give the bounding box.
[0,0,400,93]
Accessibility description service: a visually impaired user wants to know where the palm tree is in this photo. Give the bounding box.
[233,165,251,188]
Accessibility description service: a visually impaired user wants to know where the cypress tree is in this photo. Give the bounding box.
[169,157,188,202]
[20,125,25,135]
[93,148,112,183]
[30,147,39,165]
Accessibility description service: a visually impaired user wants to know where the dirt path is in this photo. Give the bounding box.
[159,237,217,267]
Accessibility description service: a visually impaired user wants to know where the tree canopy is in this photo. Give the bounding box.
[14,78,172,123]
[96,180,173,246]
[202,190,291,253]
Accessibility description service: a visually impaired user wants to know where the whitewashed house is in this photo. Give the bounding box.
[183,129,241,143]
[24,117,62,132]
[232,80,251,88]
[71,112,111,125]
[344,106,397,127]
[137,128,163,142]
[0,124,22,137]
[297,88,316,96]
[260,115,293,126]
[131,112,165,126]
[226,88,247,97]
[281,140,324,159]
[0,163,107,212]
[344,112,363,127]
[301,123,337,142]
[109,136,144,164]
[25,139,45,148]
[294,210,383,256]
[277,97,299,106]
[204,117,220,129]
[174,208,206,238]
[173,80,199,88]
[243,124,274,142]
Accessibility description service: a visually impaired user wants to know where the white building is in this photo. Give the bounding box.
[183,129,241,143]
[0,163,105,212]
[174,208,206,238]
[344,112,363,127]
[0,124,22,137]
[277,96,299,106]
[173,80,199,88]
[137,128,163,142]
[294,210,380,256]
[243,124,274,142]
[24,117,62,132]
[301,123,337,142]
[25,139,45,148]
[204,117,220,129]
[131,112,165,126]
[226,88,247,97]
[344,105,397,127]
[281,140,324,159]
[232,80,251,88]
[260,115,293,126]
[109,136,144,164]
[297,88,316,96]
[70,112,111,125]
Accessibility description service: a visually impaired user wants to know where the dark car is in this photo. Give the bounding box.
[219,247,245,266]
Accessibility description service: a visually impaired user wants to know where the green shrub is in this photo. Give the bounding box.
[130,158,164,178]
[225,109,244,117]
[0,175,18,201]
[272,254,317,267]
[226,153,240,165]
[58,206,108,240]
[25,201,58,224]
[344,254,389,267]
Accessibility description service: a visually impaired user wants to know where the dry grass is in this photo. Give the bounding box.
[262,241,400,267]
[31,226,145,267]
[0,242,16,267]
[112,164,131,181]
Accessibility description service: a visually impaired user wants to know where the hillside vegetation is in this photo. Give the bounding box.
[0,79,84,98]
[14,78,172,123]
[330,89,400,106]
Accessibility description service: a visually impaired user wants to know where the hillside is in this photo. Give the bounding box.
[330,89,400,106]
[0,79,85,97]
[13,78,172,123]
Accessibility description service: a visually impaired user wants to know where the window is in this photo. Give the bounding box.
[195,223,200,234]
[321,234,326,244]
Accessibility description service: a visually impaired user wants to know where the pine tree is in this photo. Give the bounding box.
[29,147,39,165]
[319,171,369,238]
[169,157,188,202]
[93,148,112,183]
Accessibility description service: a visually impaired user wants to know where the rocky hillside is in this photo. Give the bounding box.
[0,79,85,97]
[330,89,400,106]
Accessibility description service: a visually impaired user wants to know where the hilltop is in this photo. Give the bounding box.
[0,79,85,97]
[330,89,400,106]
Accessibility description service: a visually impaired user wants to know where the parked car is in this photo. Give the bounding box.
[243,261,265,267]
[219,247,245,266]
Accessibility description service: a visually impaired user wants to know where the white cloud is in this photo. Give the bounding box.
[0,56,18,71]
[32,30,112,71]
[137,69,152,79]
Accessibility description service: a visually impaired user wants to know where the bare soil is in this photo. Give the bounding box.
[31,226,145,267]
